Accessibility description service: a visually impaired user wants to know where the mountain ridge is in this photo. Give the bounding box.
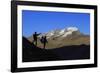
[27,27,90,49]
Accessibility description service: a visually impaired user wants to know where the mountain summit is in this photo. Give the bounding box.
[40,27,81,39]
[27,27,90,49]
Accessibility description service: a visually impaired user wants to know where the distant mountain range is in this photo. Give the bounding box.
[27,27,90,49]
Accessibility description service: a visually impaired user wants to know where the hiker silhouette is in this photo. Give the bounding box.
[40,36,48,49]
[33,32,41,46]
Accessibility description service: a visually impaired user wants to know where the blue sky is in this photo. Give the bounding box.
[22,10,90,37]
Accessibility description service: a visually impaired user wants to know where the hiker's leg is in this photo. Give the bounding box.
[36,40,37,46]
[44,43,46,49]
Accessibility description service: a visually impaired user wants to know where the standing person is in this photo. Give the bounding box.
[40,36,48,49]
[33,32,41,46]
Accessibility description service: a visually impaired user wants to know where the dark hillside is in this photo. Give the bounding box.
[23,37,90,62]
[22,37,60,62]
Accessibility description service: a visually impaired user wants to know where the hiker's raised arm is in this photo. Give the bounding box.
[37,33,41,36]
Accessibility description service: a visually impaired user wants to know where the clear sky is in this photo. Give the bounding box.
[22,10,90,37]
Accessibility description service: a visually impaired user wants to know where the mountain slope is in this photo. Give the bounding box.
[22,37,60,62]
[49,44,90,60]
[23,37,90,62]
[27,27,90,49]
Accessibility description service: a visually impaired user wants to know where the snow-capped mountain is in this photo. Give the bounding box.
[40,27,81,39]
[27,27,90,49]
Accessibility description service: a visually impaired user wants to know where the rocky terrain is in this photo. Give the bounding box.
[27,27,90,49]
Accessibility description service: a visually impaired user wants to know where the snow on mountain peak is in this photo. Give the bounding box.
[61,27,79,37]
[59,29,66,34]
[67,27,78,32]
[39,27,79,38]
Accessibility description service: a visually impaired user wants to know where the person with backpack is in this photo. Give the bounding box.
[40,36,48,49]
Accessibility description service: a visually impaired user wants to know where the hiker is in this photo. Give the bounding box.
[33,32,41,46]
[40,36,48,49]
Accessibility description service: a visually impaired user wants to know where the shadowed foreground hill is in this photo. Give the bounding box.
[23,37,90,62]
[22,37,60,62]
[49,45,90,60]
